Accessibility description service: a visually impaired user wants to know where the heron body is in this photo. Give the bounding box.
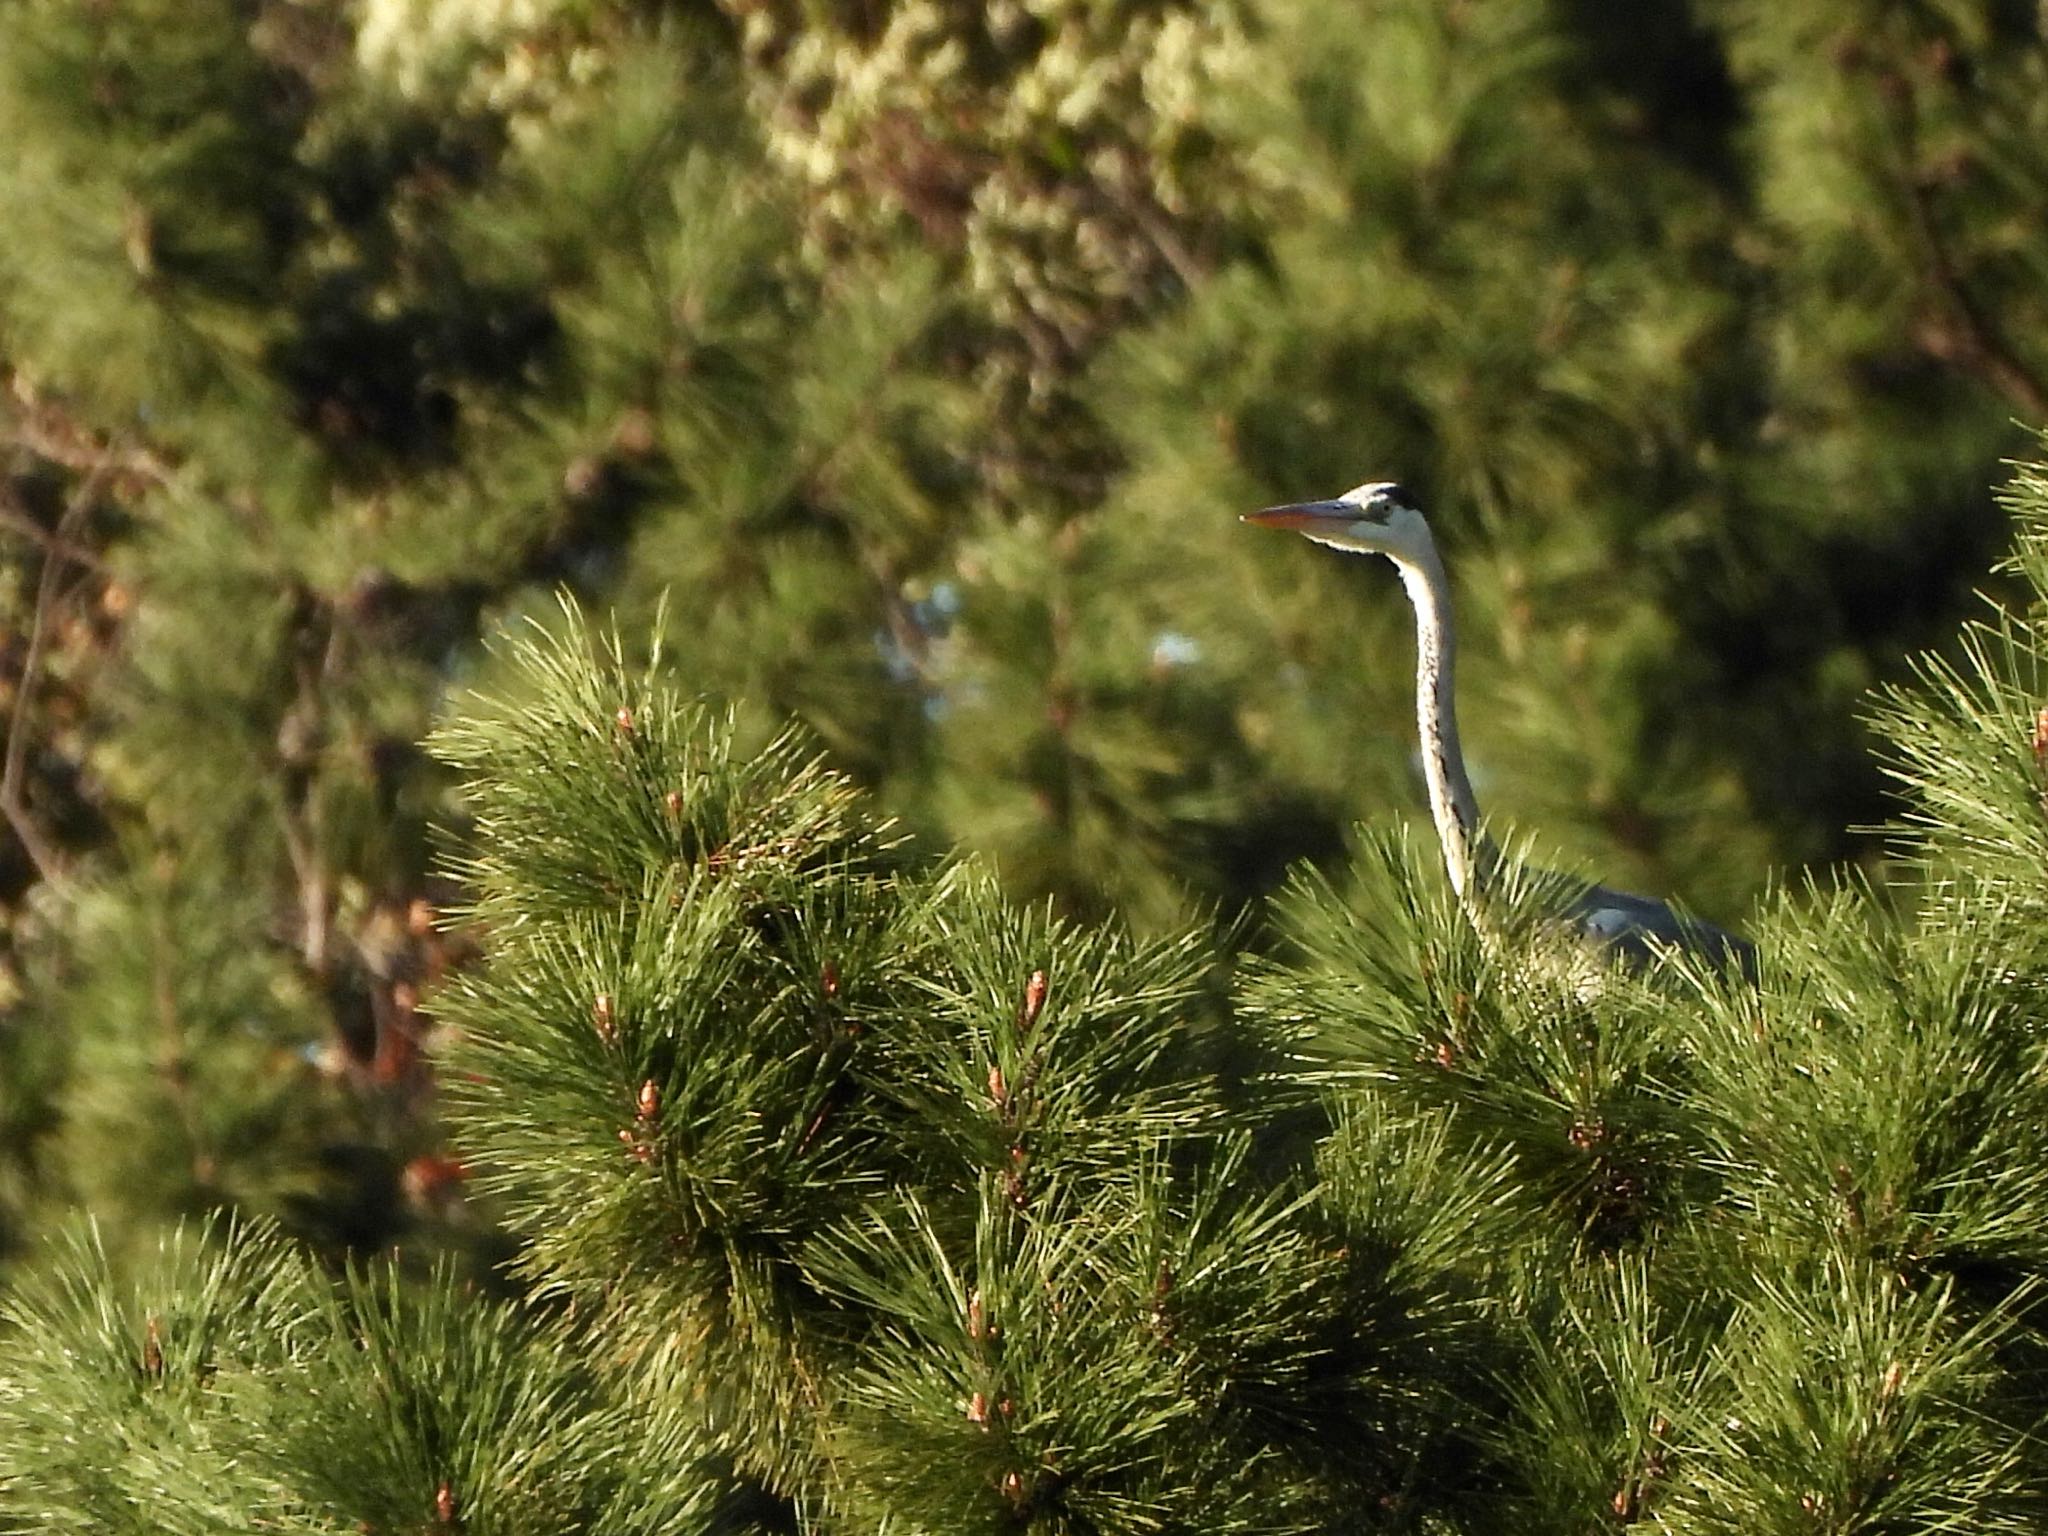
[1245,481,1755,982]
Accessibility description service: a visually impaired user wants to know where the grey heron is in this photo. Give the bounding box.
[1245,480,1756,982]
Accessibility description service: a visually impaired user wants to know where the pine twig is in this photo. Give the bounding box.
[0,486,107,572]
[150,872,217,1186]
[1881,75,2048,420]
[2,456,110,886]
[273,596,346,974]
[2,383,173,486]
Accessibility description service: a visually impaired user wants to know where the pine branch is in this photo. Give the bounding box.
[1884,80,2048,421]
[1,450,108,886]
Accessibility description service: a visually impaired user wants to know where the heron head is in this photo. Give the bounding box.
[1241,480,1431,560]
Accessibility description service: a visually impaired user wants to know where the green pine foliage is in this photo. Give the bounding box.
[15,500,2048,1528]
[14,1,2048,1529]
[11,0,2048,1276]
[425,604,1318,1512]
[47,856,341,1247]
[0,1219,323,1536]
[0,1217,736,1536]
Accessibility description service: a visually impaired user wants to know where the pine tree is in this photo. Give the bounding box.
[15,459,2048,1526]
[13,8,2048,1523]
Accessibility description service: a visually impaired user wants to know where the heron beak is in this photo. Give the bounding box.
[1241,499,1353,531]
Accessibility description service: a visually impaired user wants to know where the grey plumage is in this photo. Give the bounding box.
[1244,481,1756,983]
[1564,881,1757,982]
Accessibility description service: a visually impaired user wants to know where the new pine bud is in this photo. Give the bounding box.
[142,1313,163,1378]
[1019,968,1047,1032]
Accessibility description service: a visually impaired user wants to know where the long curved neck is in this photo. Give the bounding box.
[1393,541,1492,901]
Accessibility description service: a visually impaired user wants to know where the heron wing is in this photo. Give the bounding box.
[1563,881,1758,982]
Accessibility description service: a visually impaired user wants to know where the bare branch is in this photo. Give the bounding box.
[3,377,173,486]
[1883,79,2048,421]
[2,455,112,887]
[0,484,109,572]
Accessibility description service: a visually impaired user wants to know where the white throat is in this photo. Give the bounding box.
[1390,541,1488,900]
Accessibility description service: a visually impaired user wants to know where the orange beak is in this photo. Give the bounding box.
[1241,500,1352,531]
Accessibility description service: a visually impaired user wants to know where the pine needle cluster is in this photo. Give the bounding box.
[419,602,1408,1527]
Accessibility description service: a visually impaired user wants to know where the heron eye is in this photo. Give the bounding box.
[1379,483,1414,510]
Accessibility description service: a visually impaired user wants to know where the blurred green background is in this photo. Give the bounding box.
[3,0,2045,1270]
